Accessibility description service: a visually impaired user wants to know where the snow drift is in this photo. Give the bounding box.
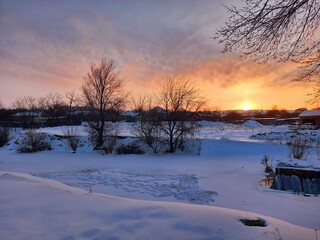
[0,172,316,240]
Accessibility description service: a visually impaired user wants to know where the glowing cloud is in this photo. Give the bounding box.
[0,0,312,109]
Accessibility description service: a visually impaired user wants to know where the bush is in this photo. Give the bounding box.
[99,136,117,154]
[132,120,163,154]
[261,155,274,174]
[116,143,145,155]
[17,129,51,153]
[62,127,80,152]
[287,137,311,160]
[86,123,118,154]
[0,127,9,147]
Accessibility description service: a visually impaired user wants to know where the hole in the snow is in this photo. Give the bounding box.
[239,218,267,227]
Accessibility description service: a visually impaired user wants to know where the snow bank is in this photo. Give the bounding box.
[242,120,262,128]
[0,172,315,240]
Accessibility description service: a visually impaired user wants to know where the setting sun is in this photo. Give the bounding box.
[242,102,251,111]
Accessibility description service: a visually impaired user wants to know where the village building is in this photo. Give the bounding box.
[298,110,320,127]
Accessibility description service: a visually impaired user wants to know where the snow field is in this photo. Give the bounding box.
[0,121,319,239]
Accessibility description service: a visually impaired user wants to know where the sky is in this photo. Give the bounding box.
[0,0,313,110]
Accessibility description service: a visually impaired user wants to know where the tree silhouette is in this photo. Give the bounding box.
[215,0,320,82]
[158,76,206,153]
[82,58,126,148]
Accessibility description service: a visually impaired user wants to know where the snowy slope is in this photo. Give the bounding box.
[0,172,315,240]
[1,140,319,230]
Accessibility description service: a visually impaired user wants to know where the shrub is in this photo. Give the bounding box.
[287,137,311,160]
[116,143,145,155]
[86,123,118,154]
[17,129,51,153]
[62,127,80,152]
[100,136,117,154]
[261,155,274,174]
[133,120,163,154]
[0,127,9,147]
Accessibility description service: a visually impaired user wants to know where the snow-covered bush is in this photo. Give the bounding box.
[0,127,9,147]
[62,127,80,152]
[17,129,51,153]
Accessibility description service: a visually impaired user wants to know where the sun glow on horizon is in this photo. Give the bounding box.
[242,101,252,111]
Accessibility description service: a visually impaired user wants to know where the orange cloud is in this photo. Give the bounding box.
[121,53,311,110]
[0,0,313,110]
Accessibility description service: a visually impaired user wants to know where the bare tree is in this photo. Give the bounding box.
[215,0,320,82]
[308,82,320,106]
[12,96,37,111]
[12,96,38,128]
[65,91,81,125]
[42,93,65,126]
[132,95,163,153]
[158,76,206,153]
[37,96,47,110]
[62,127,80,152]
[265,104,280,118]
[288,136,311,160]
[82,58,126,149]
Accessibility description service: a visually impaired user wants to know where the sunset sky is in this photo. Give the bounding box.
[0,0,313,110]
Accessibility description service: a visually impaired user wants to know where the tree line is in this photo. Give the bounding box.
[0,57,307,153]
[1,92,84,128]
[3,0,319,153]
[0,58,206,153]
[81,58,206,153]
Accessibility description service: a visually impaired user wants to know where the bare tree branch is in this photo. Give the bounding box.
[215,0,320,82]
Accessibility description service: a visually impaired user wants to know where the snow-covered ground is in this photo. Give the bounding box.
[0,121,319,239]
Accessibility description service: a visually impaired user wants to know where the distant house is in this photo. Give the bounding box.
[299,110,320,127]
